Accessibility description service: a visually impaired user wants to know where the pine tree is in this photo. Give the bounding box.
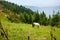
[51,11,60,26]
[33,11,40,23]
[39,11,47,25]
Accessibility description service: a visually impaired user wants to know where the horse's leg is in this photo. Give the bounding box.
[32,24,34,28]
[33,25,34,28]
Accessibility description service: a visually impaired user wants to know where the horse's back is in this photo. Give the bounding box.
[33,22,40,26]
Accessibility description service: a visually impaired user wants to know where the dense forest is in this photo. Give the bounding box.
[0,1,60,27]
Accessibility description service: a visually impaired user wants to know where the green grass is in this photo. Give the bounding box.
[0,13,60,40]
[0,21,60,40]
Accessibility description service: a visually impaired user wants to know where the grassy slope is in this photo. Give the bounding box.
[0,12,60,40]
[0,2,60,40]
[1,21,60,40]
[1,22,50,40]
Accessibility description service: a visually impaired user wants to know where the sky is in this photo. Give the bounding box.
[5,0,60,7]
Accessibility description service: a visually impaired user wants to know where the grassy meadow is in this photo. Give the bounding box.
[0,21,60,40]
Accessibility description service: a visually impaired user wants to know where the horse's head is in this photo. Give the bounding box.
[32,23,34,27]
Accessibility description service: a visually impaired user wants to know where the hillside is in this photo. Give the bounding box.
[0,3,16,22]
[0,1,35,23]
[0,1,60,26]
[0,1,60,40]
[0,1,34,15]
[0,20,60,40]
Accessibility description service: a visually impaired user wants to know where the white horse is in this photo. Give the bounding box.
[32,22,40,28]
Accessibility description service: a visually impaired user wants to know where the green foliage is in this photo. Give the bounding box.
[28,14,33,24]
[7,13,20,23]
[47,15,52,25]
[23,13,29,23]
[33,12,40,22]
[0,1,34,14]
[51,12,60,26]
[0,0,5,1]
[19,13,25,23]
[39,11,47,25]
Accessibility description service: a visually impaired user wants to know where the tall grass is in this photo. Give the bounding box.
[0,21,60,40]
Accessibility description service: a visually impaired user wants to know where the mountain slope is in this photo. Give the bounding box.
[0,1,34,15]
[0,1,35,23]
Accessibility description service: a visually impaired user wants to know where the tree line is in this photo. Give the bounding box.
[7,11,60,27]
